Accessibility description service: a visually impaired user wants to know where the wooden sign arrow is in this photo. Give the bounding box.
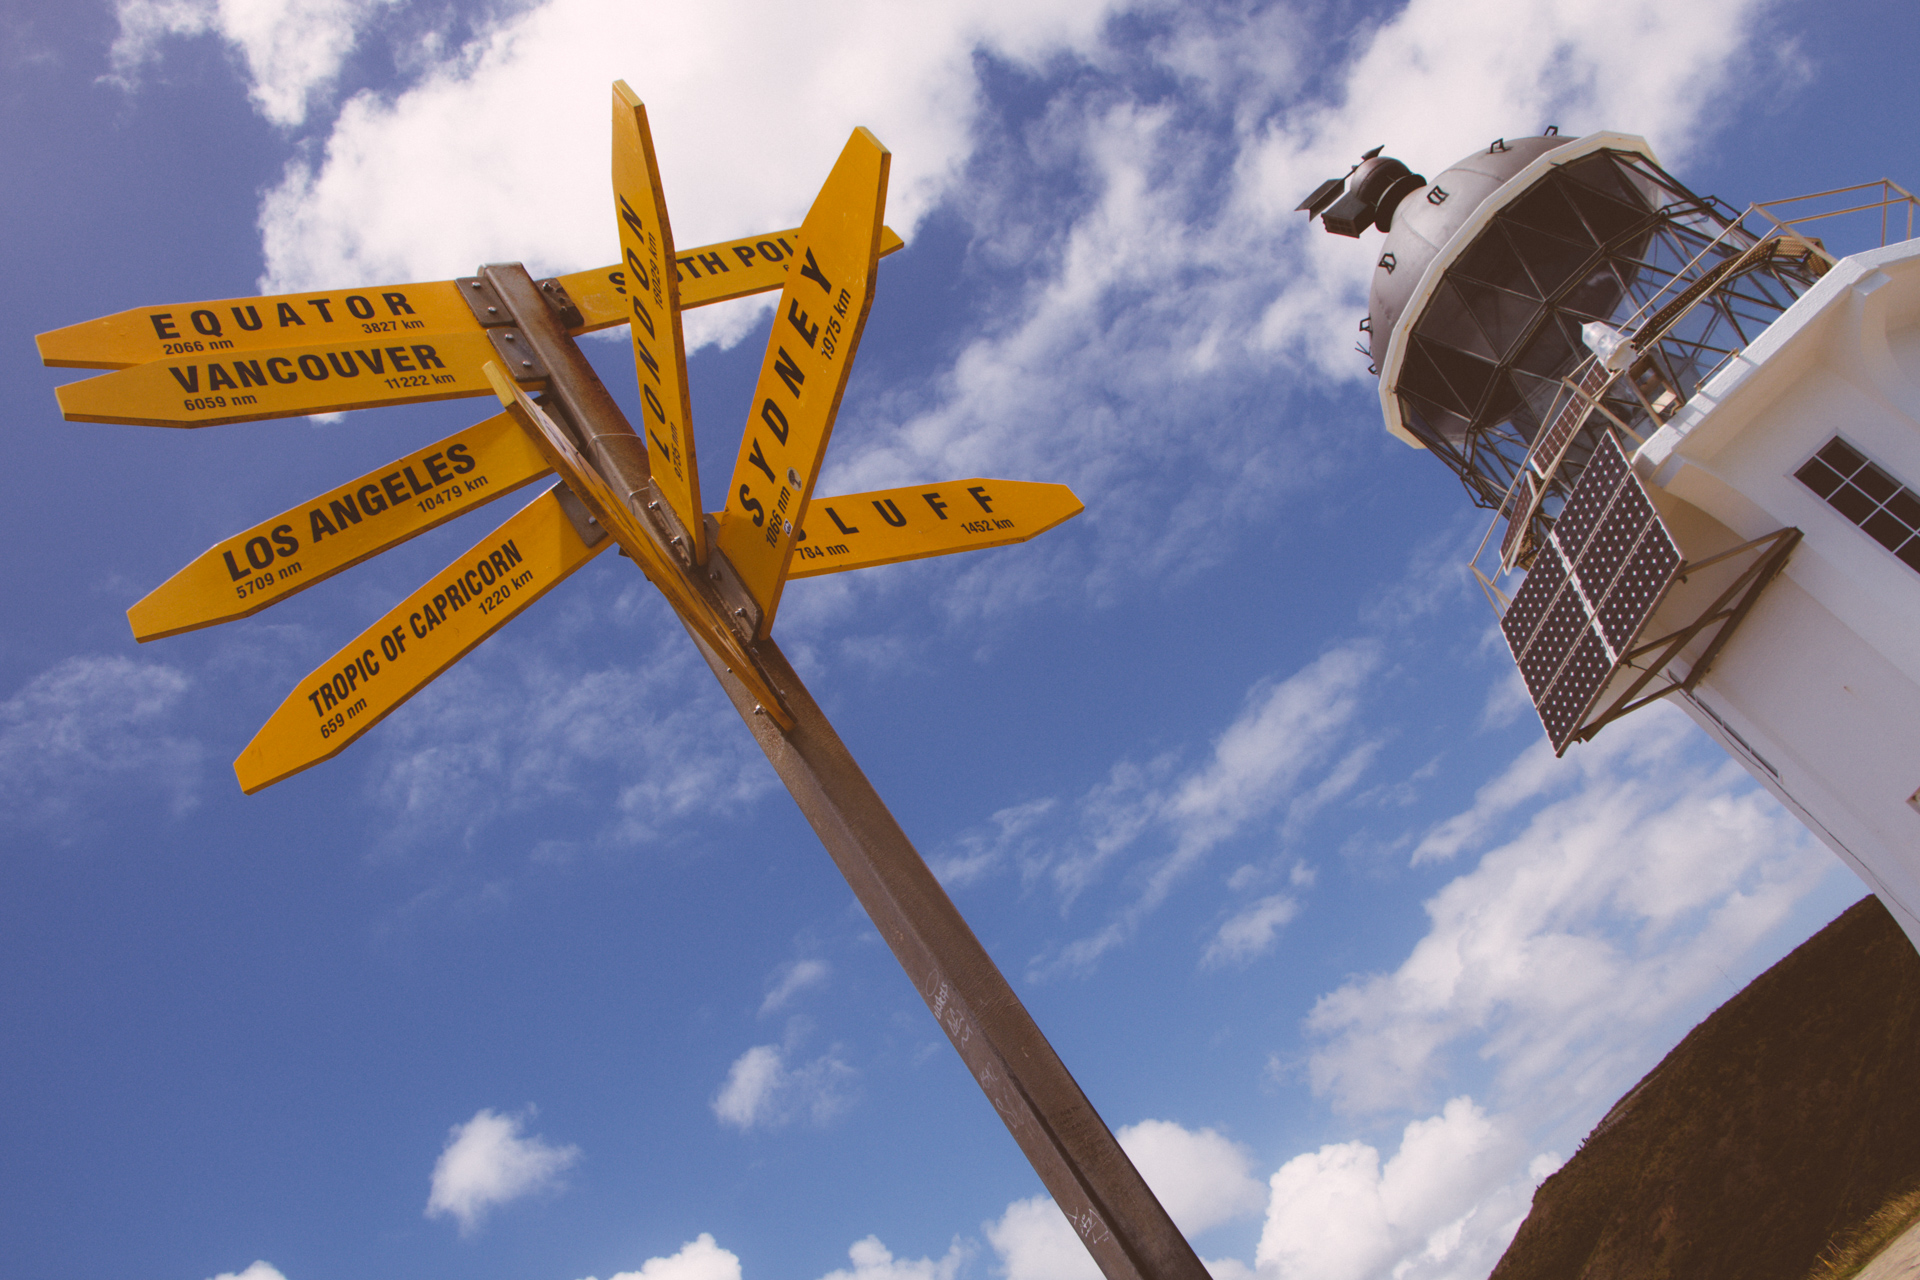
[129,412,551,640]
[787,479,1083,578]
[716,127,889,633]
[232,483,607,793]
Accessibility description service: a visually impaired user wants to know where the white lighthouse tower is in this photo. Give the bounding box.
[1303,132,1920,946]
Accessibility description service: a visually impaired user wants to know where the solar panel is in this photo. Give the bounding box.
[1597,524,1682,653]
[1500,539,1563,655]
[1524,360,1611,480]
[1499,470,1536,565]
[1499,432,1683,752]
[1551,437,1627,559]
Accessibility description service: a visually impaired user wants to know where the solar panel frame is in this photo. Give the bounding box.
[1502,431,1685,751]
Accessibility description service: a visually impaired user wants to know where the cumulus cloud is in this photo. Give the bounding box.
[983,699,1836,1280]
[984,1196,1102,1280]
[984,1118,1266,1279]
[108,0,399,126]
[1255,1098,1535,1280]
[208,1264,290,1280]
[578,1234,743,1280]
[0,654,202,830]
[712,1040,855,1131]
[816,1235,966,1280]
[1306,707,1829,1119]
[425,1107,580,1233]
[1119,1119,1268,1236]
[245,0,1130,341]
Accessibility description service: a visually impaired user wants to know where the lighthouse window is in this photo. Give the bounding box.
[1795,437,1920,572]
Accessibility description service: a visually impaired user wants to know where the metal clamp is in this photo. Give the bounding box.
[702,514,763,643]
[455,276,513,326]
[534,277,585,330]
[487,328,548,382]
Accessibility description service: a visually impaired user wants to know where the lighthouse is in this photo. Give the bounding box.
[1304,131,1920,947]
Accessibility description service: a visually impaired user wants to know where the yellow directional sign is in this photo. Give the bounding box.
[232,484,608,793]
[717,128,889,633]
[128,413,552,641]
[40,230,906,370]
[485,363,796,729]
[612,81,703,563]
[55,330,515,427]
[36,279,489,370]
[786,479,1083,577]
[556,225,906,333]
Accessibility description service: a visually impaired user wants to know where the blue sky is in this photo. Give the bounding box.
[3,2,1914,1279]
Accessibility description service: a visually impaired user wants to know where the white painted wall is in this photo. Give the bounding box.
[1639,239,1920,947]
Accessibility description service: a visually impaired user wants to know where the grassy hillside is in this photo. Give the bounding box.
[1489,896,1920,1280]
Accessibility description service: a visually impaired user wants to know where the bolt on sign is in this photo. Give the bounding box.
[35,82,1212,1280]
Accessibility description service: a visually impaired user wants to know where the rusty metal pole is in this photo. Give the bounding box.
[482,262,1210,1280]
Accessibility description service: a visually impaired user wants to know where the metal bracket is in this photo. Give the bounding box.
[455,276,513,326]
[550,482,607,549]
[534,277,585,330]
[487,328,548,382]
[701,514,763,644]
[1568,526,1801,747]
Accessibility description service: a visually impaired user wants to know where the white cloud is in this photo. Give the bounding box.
[1306,707,1830,1119]
[795,0,1798,610]
[931,797,1056,887]
[425,1107,580,1233]
[209,1264,290,1280]
[984,1195,1102,1280]
[1254,1098,1533,1280]
[760,958,832,1015]
[367,625,775,851]
[108,0,399,126]
[711,1041,855,1132]
[1037,643,1377,975]
[816,1235,966,1280]
[580,1234,744,1280]
[1203,894,1301,968]
[982,1118,1265,1280]
[1117,1119,1268,1236]
[0,654,202,830]
[712,1045,782,1129]
[248,0,1131,339]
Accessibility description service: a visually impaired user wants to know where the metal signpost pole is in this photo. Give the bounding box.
[483,261,1211,1280]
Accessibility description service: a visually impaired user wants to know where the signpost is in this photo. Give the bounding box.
[717,126,889,631]
[55,331,509,427]
[788,479,1084,576]
[128,412,552,640]
[36,83,1207,1280]
[612,82,704,563]
[234,483,608,792]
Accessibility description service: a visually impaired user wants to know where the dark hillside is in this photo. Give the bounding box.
[1490,896,1920,1280]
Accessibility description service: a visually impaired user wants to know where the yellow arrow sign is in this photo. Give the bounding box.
[717,127,889,633]
[36,280,487,371]
[55,330,516,427]
[554,225,906,334]
[786,479,1083,578]
[612,81,703,563]
[233,483,608,793]
[128,412,552,641]
[484,363,796,729]
[42,227,908,370]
